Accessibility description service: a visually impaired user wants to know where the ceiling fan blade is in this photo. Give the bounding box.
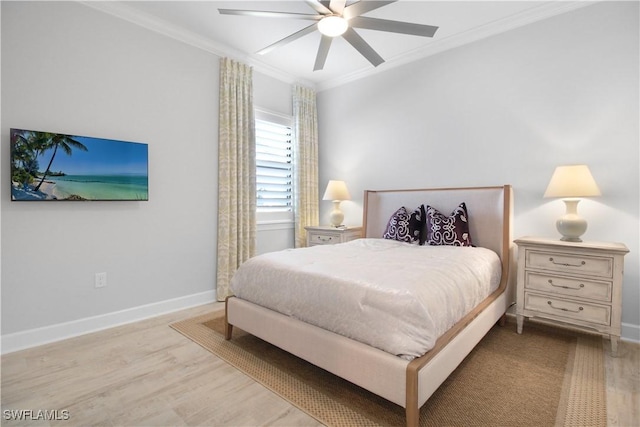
[304,0,332,15]
[329,0,347,15]
[314,36,333,71]
[257,23,318,55]
[218,9,323,21]
[349,16,438,37]
[342,27,384,67]
[343,1,397,20]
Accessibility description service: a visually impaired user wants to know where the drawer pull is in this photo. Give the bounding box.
[547,301,584,313]
[318,236,333,242]
[548,279,585,290]
[549,257,586,268]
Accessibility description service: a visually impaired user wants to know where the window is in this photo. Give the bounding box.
[255,109,293,223]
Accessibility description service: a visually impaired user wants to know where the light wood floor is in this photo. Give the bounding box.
[1,303,638,426]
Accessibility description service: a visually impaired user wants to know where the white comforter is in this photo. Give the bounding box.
[231,238,502,360]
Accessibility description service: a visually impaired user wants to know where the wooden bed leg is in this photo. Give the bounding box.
[405,403,419,427]
[225,322,233,340]
[224,296,233,340]
[498,314,507,327]
[406,366,419,427]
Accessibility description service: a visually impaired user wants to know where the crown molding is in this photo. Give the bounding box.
[78,1,315,89]
[315,1,596,92]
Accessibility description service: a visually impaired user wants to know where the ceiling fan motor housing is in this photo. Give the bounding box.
[318,15,349,37]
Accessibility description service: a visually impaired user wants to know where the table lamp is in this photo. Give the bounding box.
[543,165,601,242]
[322,180,351,227]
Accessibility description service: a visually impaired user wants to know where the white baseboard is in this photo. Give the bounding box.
[3,294,637,355]
[0,290,216,355]
[621,322,640,343]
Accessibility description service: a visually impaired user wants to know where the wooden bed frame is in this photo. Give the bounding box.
[225,185,514,426]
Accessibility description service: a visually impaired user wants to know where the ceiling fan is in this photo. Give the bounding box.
[219,0,439,71]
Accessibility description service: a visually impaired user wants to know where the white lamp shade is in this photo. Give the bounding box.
[543,165,601,198]
[322,180,351,201]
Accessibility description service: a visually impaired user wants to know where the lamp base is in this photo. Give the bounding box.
[556,199,587,242]
[329,200,344,228]
[559,235,583,243]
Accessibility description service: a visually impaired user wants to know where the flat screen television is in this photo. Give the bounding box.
[11,128,148,201]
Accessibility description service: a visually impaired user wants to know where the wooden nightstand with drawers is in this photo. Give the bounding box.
[514,236,629,354]
[305,226,362,247]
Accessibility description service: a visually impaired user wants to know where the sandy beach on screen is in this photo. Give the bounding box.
[38,181,59,198]
[11,180,59,200]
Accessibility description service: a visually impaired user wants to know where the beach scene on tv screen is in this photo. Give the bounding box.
[11,129,149,201]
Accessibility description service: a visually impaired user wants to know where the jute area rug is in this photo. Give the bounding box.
[171,310,606,427]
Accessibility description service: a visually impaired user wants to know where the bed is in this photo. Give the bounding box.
[225,185,514,426]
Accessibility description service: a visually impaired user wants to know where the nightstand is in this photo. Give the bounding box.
[515,236,629,354]
[305,226,362,247]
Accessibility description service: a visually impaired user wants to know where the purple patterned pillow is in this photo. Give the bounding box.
[425,202,472,246]
[383,205,426,244]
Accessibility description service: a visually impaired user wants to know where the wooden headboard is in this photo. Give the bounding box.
[362,185,513,263]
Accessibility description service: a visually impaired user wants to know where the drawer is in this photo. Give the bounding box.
[525,272,612,302]
[524,293,611,326]
[526,250,613,278]
[309,233,339,245]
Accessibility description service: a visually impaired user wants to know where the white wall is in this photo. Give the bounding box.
[317,2,640,340]
[0,1,292,346]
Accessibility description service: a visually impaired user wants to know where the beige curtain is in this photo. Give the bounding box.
[293,85,319,248]
[216,58,256,300]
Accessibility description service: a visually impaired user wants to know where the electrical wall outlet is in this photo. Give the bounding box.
[95,272,107,288]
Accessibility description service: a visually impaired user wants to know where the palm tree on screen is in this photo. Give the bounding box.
[34,133,88,191]
[11,130,36,185]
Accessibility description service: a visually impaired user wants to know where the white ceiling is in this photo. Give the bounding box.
[86,1,590,90]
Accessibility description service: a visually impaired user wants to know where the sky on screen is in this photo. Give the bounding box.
[36,136,148,176]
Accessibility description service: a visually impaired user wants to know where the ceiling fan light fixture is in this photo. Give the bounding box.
[318,15,348,37]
